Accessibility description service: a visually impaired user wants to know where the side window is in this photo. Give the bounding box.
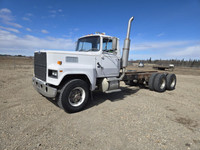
[102,38,113,52]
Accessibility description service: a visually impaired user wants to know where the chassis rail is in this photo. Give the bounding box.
[122,70,158,83]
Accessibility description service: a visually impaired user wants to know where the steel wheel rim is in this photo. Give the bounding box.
[171,78,176,88]
[160,78,166,89]
[68,87,85,107]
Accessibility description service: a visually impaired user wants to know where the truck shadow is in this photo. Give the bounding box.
[45,87,140,112]
[84,87,140,111]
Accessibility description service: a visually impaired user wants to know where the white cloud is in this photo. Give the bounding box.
[0,26,19,33]
[0,8,11,13]
[41,29,49,34]
[167,45,200,59]
[131,41,193,51]
[130,40,200,60]
[129,54,159,60]
[74,28,79,31]
[49,10,57,14]
[48,9,63,18]
[26,28,32,32]
[157,32,165,37]
[50,14,56,18]
[0,29,75,55]
[22,17,31,21]
[0,8,12,22]
[22,13,33,21]
[26,13,33,17]
[0,8,23,28]
[58,9,62,12]
[5,22,22,28]
[49,9,63,13]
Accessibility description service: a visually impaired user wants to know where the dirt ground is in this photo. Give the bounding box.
[0,57,200,150]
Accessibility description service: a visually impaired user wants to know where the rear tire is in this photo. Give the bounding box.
[148,73,159,91]
[166,74,176,90]
[58,79,89,113]
[154,74,166,92]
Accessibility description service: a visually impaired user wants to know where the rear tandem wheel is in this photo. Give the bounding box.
[153,74,167,92]
[148,73,159,91]
[166,74,176,90]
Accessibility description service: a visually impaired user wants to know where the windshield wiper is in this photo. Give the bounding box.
[78,48,98,52]
[85,48,98,52]
[103,49,114,53]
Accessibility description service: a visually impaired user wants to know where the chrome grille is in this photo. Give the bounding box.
[34,52,46,81]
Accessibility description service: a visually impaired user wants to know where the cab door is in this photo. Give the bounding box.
[96,37,120,77]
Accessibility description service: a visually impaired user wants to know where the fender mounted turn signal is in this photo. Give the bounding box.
[57,61,62,65]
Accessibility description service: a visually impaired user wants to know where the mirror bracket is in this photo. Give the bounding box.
[112,37,117,50]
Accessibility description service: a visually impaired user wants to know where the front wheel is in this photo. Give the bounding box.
[58,79,89,113]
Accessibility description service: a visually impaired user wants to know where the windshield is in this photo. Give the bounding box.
[76,36,100,52]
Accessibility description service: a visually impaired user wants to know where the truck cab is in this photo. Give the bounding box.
[76,34,121,77]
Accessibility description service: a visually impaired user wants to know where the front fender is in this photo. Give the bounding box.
[47,64,97,91]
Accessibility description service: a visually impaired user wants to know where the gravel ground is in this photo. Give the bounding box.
[0,65,200,150]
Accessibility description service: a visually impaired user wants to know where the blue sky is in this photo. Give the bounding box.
[0,0,200,60]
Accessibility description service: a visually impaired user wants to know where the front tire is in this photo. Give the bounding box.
[58,79,89,113]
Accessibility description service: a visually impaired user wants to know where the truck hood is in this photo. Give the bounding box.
[37,50,101,56]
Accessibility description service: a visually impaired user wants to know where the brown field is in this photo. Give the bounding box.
[0,56,200,150]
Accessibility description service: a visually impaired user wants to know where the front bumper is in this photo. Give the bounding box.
[32,77,57,98]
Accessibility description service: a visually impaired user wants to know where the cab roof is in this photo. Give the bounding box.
[79,33,113,39]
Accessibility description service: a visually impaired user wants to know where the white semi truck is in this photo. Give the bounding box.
[33,17,176,113]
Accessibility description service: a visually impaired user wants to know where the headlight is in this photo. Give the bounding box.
[48,70,58,78]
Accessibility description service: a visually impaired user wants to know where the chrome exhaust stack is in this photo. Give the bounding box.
[119,16,134,80]
[122,16,134,68]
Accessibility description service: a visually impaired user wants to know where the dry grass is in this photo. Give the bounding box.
[0,56,33,69]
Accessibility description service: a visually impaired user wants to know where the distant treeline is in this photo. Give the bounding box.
[0,54,33,58]
[129,58,200,68]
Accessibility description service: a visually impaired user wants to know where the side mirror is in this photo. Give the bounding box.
[112,37,117,50]
[75,41,78,51]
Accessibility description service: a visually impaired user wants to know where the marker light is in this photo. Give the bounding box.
[57,61,62,65]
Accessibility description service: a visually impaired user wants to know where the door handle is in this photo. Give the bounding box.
[97,62,103,68]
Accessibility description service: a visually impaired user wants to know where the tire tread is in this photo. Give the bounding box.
[154,74,166,92]
[149,73,158,91]
[166,74,176,90]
